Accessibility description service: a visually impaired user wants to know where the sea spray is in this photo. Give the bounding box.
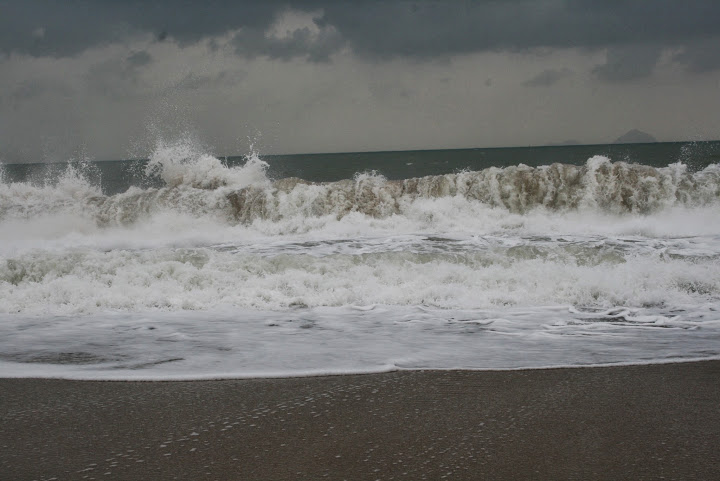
[144,138,271,190]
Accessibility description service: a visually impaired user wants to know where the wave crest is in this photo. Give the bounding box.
[224,156,719,223]
[2,154,719,229]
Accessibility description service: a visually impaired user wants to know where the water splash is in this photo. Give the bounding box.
[144,138,270,190]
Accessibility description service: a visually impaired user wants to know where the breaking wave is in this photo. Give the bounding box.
[2,142,720,378]
[1,149,719,233]
[1,143,719,314]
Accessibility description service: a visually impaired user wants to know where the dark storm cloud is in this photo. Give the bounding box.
[2,1,720,74]
[592,45,662,82]
[316,1,720,59]
[523,69,573,87]
[673,38,720,73]
[0,0,279,57]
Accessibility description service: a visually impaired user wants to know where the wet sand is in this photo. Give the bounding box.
[2,361,719,480]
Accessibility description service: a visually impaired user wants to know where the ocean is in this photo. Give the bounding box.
[1,140,720,379]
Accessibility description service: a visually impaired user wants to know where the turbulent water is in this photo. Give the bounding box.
[1,141,720,379]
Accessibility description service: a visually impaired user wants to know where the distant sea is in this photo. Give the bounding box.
[1,140,719,379]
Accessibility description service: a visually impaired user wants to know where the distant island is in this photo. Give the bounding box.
[613,129,657,144]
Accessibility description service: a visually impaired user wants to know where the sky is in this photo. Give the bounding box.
[1,0,720,162]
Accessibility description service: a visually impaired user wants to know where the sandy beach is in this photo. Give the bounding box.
[2,361,719,480]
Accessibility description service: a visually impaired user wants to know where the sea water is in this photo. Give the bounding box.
[1,140,719,379]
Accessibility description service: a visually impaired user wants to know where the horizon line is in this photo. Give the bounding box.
[2,139,719,165]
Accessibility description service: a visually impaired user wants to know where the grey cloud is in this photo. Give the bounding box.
[2,0,720,84]
[9,79,48,101]
[127,50,152,67]
[174,70,247,91]
[174,74,209,91]
[3,78,74,109]
[85,51,155,99]
[368,81,412,102]
[592,45,662,82]
[523,68,572,87]
[232,24,345,63]
[674,38,720,73]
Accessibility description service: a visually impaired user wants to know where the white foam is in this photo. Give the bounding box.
[2,243,719,313]
[1,147,720,379]
[0,305,718,380]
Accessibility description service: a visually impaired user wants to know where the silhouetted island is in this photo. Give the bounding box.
[614,129,657,144]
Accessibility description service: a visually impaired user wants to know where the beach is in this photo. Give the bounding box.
[2,360,719,480]
[2,144,720,480]
[3,2,720,479]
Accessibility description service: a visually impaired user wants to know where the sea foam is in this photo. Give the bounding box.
[1,143,719,379]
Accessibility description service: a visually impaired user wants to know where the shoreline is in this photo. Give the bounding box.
[5,356,720,382]
[2,360,719,480]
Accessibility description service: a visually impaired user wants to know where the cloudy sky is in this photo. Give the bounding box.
[1,0,719,162]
